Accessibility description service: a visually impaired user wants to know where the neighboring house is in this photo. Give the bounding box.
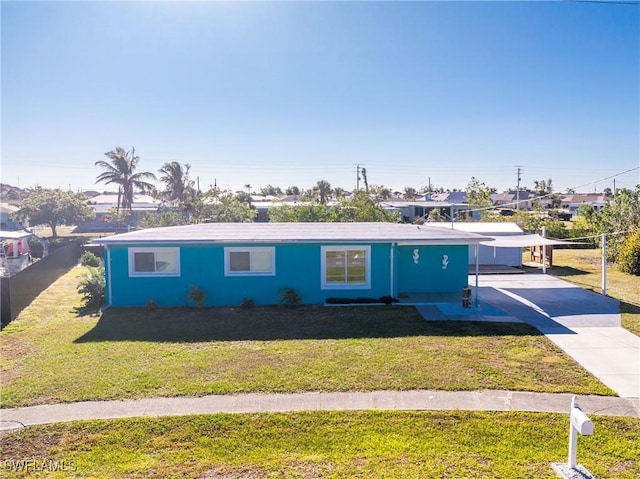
[429,192,468,203]
[0,203,21,230]
[429,222,525,267]
[78,194,161,232]
[560,193,608,216]
[0,230,33,277]
[95,222,491,308]
[379,201,469,223]
[491,191,533,211]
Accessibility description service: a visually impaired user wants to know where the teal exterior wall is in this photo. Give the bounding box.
[396,244,468,294]
[105,243,396,307]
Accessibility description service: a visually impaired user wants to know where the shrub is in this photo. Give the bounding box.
[279,287,301,307]
[77,267,105,311]
[241,298,255,309]
[146,299,158,311]
[188,285,207,308]
[80,250,101,267]
[618,230,640,276]
[379,295,399,305]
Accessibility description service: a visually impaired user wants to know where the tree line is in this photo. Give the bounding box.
[11,146,639,275]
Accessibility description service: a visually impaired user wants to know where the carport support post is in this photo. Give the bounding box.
[474,244,479,307]
[541,226,547,275]
[601,233,607,296]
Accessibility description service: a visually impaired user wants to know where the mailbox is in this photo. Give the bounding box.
[571,407,594,436]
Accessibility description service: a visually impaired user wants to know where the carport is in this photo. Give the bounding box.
[469,234,584,306]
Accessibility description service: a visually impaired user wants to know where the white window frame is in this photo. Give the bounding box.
[224,247,276,276]
[321,245,371,290]
[128,247,180,277]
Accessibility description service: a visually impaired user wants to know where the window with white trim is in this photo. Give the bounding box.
[321,246,370,289]
[128,247,180,276]
[224,247,275,276]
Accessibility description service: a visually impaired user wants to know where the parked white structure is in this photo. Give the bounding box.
[428,222,525,267]
[561,193,608,216]
[0,230,33,277]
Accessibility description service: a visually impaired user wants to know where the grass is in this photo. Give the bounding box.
[1,411,638,478]
[0,267,614,408]
[530,248,640,336]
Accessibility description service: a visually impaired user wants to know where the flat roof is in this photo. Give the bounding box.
[380,201,467,208]
[95,222,492,246]
[0,230,32,240]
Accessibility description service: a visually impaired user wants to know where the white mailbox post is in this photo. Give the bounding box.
[568,396,594,468]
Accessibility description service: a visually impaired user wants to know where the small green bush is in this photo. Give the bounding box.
[618,230,640,276]
[188,285,207,308]
[241,298,255,309]
[146,299,158,311]
[80,251,101,267]
[279,287,301,308]
[77,267,105,311]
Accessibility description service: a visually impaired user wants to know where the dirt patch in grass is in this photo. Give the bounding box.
[200,467,270,479]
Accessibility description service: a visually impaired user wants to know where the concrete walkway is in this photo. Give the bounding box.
[1,389,638,432]
[417,274,640,399]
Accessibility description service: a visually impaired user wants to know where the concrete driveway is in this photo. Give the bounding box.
[417,274,639,398]
[471,274,639,399]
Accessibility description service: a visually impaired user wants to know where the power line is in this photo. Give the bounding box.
[435,166,639,217]
[565,0,639,5]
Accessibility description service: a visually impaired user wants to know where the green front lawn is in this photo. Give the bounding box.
[1,411,638,478]
[0,267,614,408]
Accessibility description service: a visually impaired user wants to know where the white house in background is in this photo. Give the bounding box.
[561,193,608,216]
[87,194,160,222]
[429,222,525,267]
[491,191,533,211]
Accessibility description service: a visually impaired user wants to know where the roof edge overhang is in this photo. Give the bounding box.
[96,237,493,247]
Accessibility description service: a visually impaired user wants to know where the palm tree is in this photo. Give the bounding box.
[95,147,157,213]
[361,168,369,193]
[403,187,418,200]
[316,180,332,205]
[158,161,193,205]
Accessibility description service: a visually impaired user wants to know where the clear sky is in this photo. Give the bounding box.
[2,1,639,195]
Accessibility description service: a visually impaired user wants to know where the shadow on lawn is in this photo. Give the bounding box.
[547,266,590,277]
[74,306,543,343]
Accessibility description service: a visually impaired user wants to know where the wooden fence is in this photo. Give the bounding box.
[1,242,81,324]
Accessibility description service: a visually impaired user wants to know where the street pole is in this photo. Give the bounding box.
[602,233,607,296]
[542,226,547,275]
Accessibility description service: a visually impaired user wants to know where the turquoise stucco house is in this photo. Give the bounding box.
[95,222,490,308]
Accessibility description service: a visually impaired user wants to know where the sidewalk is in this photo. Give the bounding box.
[1,389,638,432]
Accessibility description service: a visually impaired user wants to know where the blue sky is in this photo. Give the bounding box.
[2,1,638,195]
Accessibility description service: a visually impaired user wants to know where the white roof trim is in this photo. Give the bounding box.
[480,234,584,248]
[0,230,32,240]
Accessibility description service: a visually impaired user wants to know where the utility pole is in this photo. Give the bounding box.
[354,164,362,191]
[515,166,522,210]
